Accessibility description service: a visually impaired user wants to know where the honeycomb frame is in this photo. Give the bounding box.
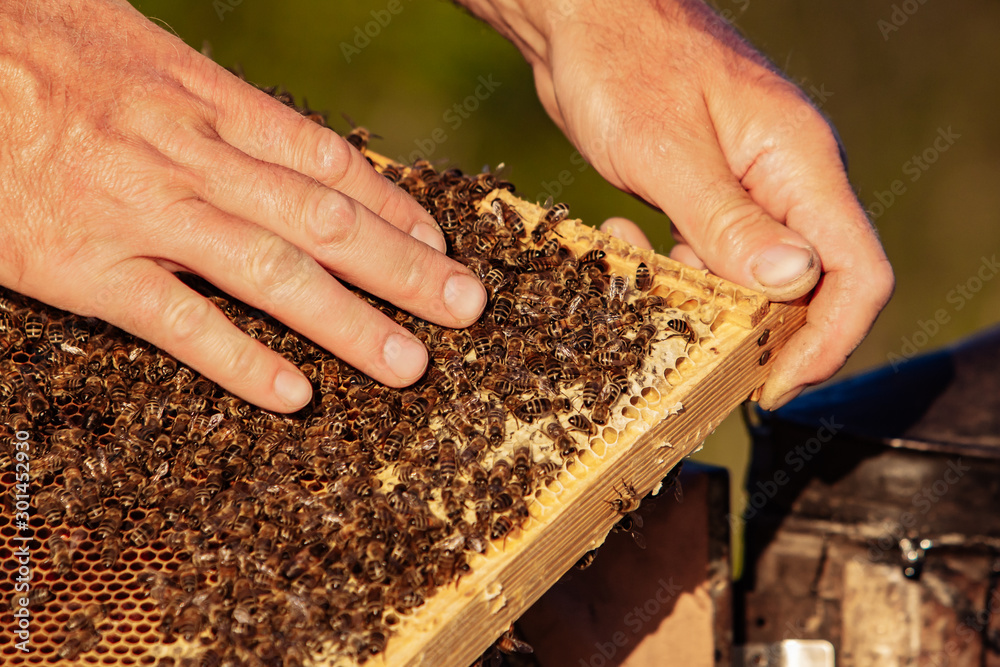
[0,139,806,667]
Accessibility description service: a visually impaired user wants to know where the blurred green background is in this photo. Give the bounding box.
[133,0,1000,568]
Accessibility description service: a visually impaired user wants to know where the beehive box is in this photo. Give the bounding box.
[0,114,806,667]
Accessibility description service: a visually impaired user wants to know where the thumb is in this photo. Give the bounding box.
[659,149,822,301]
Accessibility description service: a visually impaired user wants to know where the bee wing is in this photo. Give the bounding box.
[631,531,647,550]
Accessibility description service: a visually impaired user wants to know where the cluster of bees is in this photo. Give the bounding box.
[0,95,700,667]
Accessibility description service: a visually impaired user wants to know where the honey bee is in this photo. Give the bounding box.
[380,422,413,463]
[100,535,121,569]
[381,162,404,184]
[488,459,512,497]
[437,438,457,484]
[609,480,642,514]
[65,602,109,632]
[490,515,514,541]
[666,317,696,343]
[36,490,64,525]
[591,403,611,426]
[174,604,205,641]
[27,584,55,609]
[630,322,658,353]
[567,413,597,435]
[58,489,86,525]
[492,292,514,325]
[130,509,165,547]
[531,201,569,243]
[47,530,73,574]
[609,480,647,549]
[401,387,438,422]
[495,624,534,655]
[96,507,122,539]
[593,350,638,368]
[24,312,45,339]
[345,125,374,152]
[597,381,623,408]
[511,396,570,424]
[457,520,487,554]
[485,405,506,445]
[492,199,525,238]
[635,262,653,291]
[580,249,607,265]
[58,627,100,660]
[613,511,647,550]
[575,549,599,570]
[80,481,103,522]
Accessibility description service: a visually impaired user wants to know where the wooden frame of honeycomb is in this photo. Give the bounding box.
[0,138,805,667]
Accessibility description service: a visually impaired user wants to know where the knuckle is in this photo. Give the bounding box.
[394,252,437,302]
[162,295,215,347]
[217,335,265,387]
[248,234,312,299]
[872,259,896,305]
[305,190,359,250]
[300,122,354,186]
[704,197,762,249]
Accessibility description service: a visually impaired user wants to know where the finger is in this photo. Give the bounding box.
[758,251,893,410]
[101,260,314,413]
[668,243,706,270]
[183,64,448,252]
[169,138,486,328]
[159,203,456,387]
[634,116,821,301]
[600,216,654,250]
[709,90,895,407]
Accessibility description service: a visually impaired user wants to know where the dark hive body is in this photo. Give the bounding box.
[0,102,696,666]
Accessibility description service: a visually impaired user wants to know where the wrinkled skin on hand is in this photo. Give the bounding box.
[460,0,894,408]
[0,0,486,412]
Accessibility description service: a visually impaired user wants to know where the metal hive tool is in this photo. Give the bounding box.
[0,93,806,667]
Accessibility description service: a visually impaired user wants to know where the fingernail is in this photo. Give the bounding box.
[410,221,447,254]
[752,245,815,288]
[603,220,625,239]
[274,369,312,409]
[383,333,427,381]
[443,273,487,323]
[760,385,805,411]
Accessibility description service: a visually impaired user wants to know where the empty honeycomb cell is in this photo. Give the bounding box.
[620,405,640,420]
[589,439,607,457]
[602,427,618,443]
[565,459,586,478]
[577,448,599,467]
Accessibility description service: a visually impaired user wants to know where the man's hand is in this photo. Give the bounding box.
[459,0,894,408]
[0,0,486,412]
